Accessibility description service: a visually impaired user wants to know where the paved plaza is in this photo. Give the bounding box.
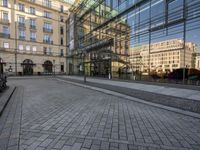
[0,78,200,150]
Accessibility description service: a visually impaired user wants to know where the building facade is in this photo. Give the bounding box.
[195,53,200,70]
[67,0,130,78]
[130,39,197,75]
[67,0,200,80]
[0,0,71,75]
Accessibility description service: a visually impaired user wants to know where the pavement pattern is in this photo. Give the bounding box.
[1,78,200,150]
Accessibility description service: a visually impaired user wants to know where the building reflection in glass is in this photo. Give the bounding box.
[68,0,200,84]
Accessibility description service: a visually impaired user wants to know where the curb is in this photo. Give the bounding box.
[56,78,200,119]
[0,86,16,116]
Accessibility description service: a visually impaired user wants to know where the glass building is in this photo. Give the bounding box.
[67,0,200,84]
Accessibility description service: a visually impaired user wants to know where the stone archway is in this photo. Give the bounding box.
[22,59,34,75]
[43,60,53,73]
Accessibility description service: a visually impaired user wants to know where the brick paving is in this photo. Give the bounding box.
[1,78,200,150]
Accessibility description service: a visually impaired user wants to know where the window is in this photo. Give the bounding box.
[43,47,51,55]
[61,64,64,72]
[19,29,25,39]
[60,5,64,12]
[43,47,47,54]
[30,0,35,2]
[43,0,51,8]
[60,26,64,35]
[30,18,36,28]
[2,0,8,7]
[60,16,64,22]
[168,0,183,22]
[43,22,52,32]
[61,37,64,45]
[44,22,52,29]
[47,47,51,55]
[32,46,37,52]
[26,45,30,51]
[3,42,9,48]
[18,45,23,51]
[60,49,64,56]
[44,11,51,18]
[30,31,36,41]
[3,26,9,35]
[18,16,25,26]
[3,12,8,21]
[30,7,35,14]
[19,3,25,12]
[43,34,52,43]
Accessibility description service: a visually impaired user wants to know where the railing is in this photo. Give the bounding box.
[19,36,25,40]
[43,28,53,33]
[30,25,36,30]
[0,19,10,25]
[30,38,36,42]
[43,40,53,44]
[18,23,26,28]
[0,33,10,38]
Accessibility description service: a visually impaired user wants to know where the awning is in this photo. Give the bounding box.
[21,63,36,66]
[42,64,53,67]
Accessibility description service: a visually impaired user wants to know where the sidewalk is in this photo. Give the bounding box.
[59,76,200,101]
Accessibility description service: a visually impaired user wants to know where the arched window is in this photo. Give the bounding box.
[43,60,53,73]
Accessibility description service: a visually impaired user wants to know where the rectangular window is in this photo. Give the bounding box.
[61,64,64,72]
[3,42,9,48]
[32,46,37,52]
[60,26,64,35]
[60,49,64,56]
[18,44,23,51]
[168,0,183,22]
[2,26,9,34]
[30,7,35,14]
[26,45,30,51]
[43,0,51,8]
[30,31,36,41]
[19,29,25,39]
[43,34,52,43]
[2,0,8,7]
[19,3,25,12]
[60,16,64,22]
[2,12,8,21]
[30,18,36,29]
[18,16,25,26]
[61,37,63,45]
[44,22,52,29]
[60,5,64,12]
[44,11,51,18]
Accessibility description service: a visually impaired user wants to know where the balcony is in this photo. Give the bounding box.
[43,28,53,33]
[0,19,10,25]
[19,36,25,40]
[0,33,10,38]
[43,40,53,44]
[30,38,36,42]
[18,23,26,28]
[30,25,36,30]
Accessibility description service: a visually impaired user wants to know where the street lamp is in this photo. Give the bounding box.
[53,59,55,77]
[81,51,86,83]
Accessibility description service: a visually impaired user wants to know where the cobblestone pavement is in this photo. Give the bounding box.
[4,78,200,150]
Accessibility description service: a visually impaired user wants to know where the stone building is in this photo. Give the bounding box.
[0,0,71,75]
[130,39,197,75]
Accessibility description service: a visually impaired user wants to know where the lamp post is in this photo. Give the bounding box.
[53,59,55,77]
[81,52,86,83]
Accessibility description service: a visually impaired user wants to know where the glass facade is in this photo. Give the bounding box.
[67,0,200,84]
